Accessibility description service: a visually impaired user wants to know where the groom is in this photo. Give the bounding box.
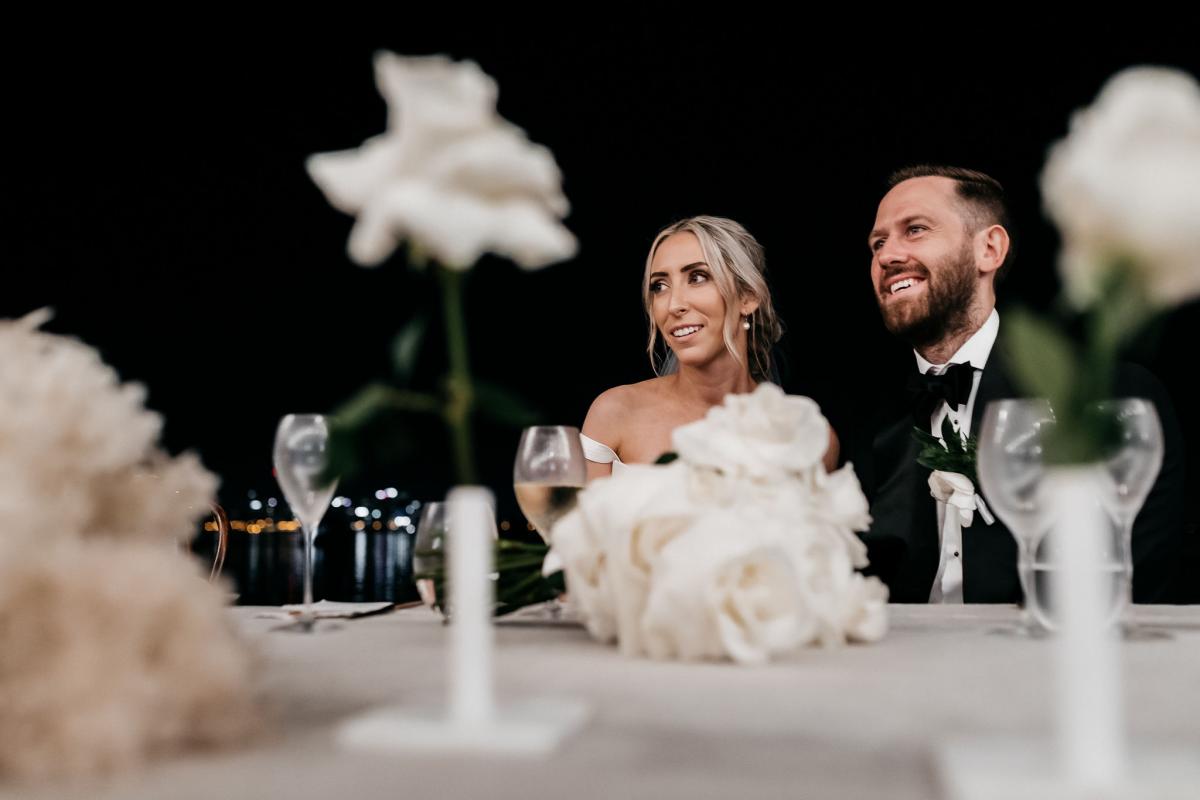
[852,165,1187,604]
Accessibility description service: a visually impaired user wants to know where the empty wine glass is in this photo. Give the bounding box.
[976,399,1056,634]
[413,501,447,611]
[1096,399,1164,633]
[411,498,500,620]
[273,414,339,631]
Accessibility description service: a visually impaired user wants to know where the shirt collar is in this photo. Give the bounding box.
[914,309,1000,375]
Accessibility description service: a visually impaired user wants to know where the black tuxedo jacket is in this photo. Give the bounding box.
[851,358,1186,604]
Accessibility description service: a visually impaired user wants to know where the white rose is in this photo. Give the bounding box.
[640,515,805,665]
[672,384,830,483]
[1041,66,1200,309]
[758,473,871,571]
[549,507,617,643]
[771,511,888,647]
[555,463,695,653]
[838,573,890,643]
[814,463,873,537]
[307,53,576,271]
[927,470,984,528]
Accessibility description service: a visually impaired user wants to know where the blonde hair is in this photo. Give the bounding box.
[643,216,782,382]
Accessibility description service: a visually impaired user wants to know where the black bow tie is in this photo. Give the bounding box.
[907,362,978,420]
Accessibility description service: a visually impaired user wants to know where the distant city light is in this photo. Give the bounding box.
[393,515,410,527]
[372,521,383,531]
[386,487,398,499]
[371,509,382,519]
[406,502,420,514]
[249,500,262,511]
[405,524,416,534]
[375,490,387,501]
[500,520,511,531]
[355,506,369,518]
[267,498,277,508]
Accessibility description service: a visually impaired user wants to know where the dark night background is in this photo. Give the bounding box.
[6,24,1200,590]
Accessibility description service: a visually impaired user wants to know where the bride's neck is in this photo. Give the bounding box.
[670,356,756,409]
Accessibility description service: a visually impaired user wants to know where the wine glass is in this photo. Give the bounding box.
[512,426,587,544]
[1096,399,1164,634]
[207,503,230,584]
[273,414,339,631]
[412,499,500,620]
[976,399,1056,634]
[413,501,447,611]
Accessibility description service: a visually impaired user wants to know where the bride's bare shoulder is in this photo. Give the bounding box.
[587,378,671,414]
[583,378,672,442]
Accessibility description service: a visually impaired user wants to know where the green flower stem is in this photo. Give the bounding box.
[438,266,478,484]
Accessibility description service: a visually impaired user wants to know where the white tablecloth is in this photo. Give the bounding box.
[15,605,1200,800]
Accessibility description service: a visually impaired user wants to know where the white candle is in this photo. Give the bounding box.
[447,486,495,727]
[1048,466,1126,788]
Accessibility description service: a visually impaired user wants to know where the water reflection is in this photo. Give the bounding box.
[192,528,419,606]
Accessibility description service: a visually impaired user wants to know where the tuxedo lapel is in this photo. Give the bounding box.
[970,356,1020,437]
[861,390,940,603]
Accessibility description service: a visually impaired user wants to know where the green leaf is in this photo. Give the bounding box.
[1090,258,1153,355]
[912,424,978,485]
[941,417,964,456]
[472,379,541,428]
[421,537,562,618]
[1001,307,1079,410]
[321,384,443,483]
[390,315,428,385]
[331,383,441,429]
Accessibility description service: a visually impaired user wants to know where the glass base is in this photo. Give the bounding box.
[938,737,1199,799]
[337,697,590,756]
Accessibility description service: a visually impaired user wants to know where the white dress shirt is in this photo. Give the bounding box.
[914,309,999,603]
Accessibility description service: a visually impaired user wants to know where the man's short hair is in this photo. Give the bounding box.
[887,165,1015,279]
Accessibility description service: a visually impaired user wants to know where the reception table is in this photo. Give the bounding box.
[16,605,1200,799]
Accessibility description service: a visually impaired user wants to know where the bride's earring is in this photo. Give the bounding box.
[742,316,751,330]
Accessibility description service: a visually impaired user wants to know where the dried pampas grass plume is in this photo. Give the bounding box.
[0,310,260,782]
[0,542,260,781]
[0,310,217,548]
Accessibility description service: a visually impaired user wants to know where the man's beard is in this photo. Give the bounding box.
[878,242,977,350]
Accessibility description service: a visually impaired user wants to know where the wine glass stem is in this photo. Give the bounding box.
[303,523,316,617]
[1015,538,1035,630]
[1122,519,1135,610]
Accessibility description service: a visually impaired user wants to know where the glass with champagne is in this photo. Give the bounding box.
[513,426,587,543]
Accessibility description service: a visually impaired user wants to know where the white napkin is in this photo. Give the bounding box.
[255,600,395,620]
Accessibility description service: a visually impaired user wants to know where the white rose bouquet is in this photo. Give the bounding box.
[551,384,888,665]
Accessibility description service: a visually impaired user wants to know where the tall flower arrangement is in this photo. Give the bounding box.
[1006,67,1200,459]
[306,53,577,484]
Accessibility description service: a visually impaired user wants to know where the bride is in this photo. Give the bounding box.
[581,215,839,479]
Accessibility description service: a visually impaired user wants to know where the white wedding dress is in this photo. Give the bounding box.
[579,433,629,476]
